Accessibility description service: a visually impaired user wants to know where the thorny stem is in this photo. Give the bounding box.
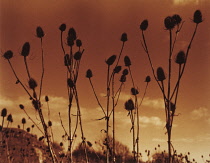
[115,41,125,67]
[24,57,31,79]
[58,112,68,136]
[106,65,110,163]
[60,31,66,55]
[129,110,136,162]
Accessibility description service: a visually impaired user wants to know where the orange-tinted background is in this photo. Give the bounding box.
[0,0,210,162]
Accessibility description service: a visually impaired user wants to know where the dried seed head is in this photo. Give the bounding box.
[74,51,82,60]
[32,100,41,110]
[169,101,176,112]
[76,39,82,47]
[48,121,52,127]
[7,114,13,122]
[64,54,71,66]
[87,141,92,147]
[21,42,30,57]
[36,26,45,38]
[120,75,126,83]
[106,55,117,66]
[22,118,26,124]
[175,51,186,65]
[193,10,203,24]
[86,69,93,78]
[114,66,122,74]
[140,19,148,31]
[121,33,128,42]
[122,69,129,76]
[28,78,38,89]
[59,23,66,32]
[32,125,34,128]
[124,56,131,67]
[157,67,166,81]
[1,108,7,117]
[26,127,30,132]
[172,14,182,25]
[45,96,49,102]
[164,16,175,30]
[67,36,74,47]
[19,104,25,110]
[124,99,135,111]
[131,87,139,95]
[145,76,151,83]
[68,28,77,40]
[3,50,13,60]
[67,78,74,88]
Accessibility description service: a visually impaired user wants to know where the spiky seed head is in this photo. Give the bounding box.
[140,19,148,31]
[193,10,203,24]
[169,102,176,112]
[145,76,151,83]
[122,69,129,75]
[26,127,30,132]
[124,99,135,111]
[121,33,128,42]
[36,26,44,38]
[64,54,71,66]
[175,51,186,64]
[32,125,34,128]
[48,121,52,127]
[59,23,66,32]
[45,96,49,102]
[114,66,122,74]
[172,14,182,25]
[3,50,13,60]
[28,78,38,89]
[76,39,82,47]
[67,36,74,47]
[157,67,166,81]
[1,108,7,117]
[164,16,175,30]
[131,87,139,95]
[124,56,131,67]
[22,118,26,124]
[74,51,82,60]
[60,142,63,146]
[21,42,30,57]
[32,100,41,110]
[106,55,117,66]
[86,69,93,78]
[67,78,74,88]
[7,114,13,122]
[87,141,92,147]
[19,104,24,109]
[68,28,77,40]
[120,75,126,83]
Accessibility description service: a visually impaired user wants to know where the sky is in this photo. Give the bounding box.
[0,0,210,162]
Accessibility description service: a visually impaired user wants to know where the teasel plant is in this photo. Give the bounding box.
[86,33,128,163]
[3,26,57,162]
[139,10,203,163]
[59,24,88,163]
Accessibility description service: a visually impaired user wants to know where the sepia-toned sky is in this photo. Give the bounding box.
[0,0,210,162]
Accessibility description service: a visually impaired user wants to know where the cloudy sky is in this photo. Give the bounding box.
[0,0,210,162]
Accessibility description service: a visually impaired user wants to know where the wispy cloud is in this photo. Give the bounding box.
[140,116,165,128]
[172,0,201,5]
[191,107,210,125]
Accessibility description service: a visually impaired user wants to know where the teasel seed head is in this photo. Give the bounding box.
[26,127,30,132]
[87,141,92,147]
[124,99,135,111]
[145,76,151,83]
[48,121,52,127]
[28,78,38,89]
[67,36,74,47]
[7,114,13,122]
[86,69,93,78]
[122,69,129,76]
[172,14,182,25]
[120,75,126,83]
[157,67,166,81]
[45,96,49,102]
[21,42,30,57]
[131,87,139,95]
[67,78,74,88]
[1,108,7,117]
[164,16,175,30]
[22,118,26,124]
[121,33,128,42]
[140,19,148,31]
[169,101,176,112]
[76,39,82,47]
[32,100,41,110]
[19,104,24,110]
[74,51,82,60]
[175,51,186,65]
[193,10,203,24]
[60,142,63,146]
[3,50,13,60]
[114,66,122,74]
[68,28,77,40]
[59,23,66,32]
[64,54,71,66]
[36,26,45,38]
[124,56,131,67]
[106,55,117,66]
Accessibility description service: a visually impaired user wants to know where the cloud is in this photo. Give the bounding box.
[139,116,165,127]
[191,107,209,120]
[142,97,164,109]
[172,0,201,5]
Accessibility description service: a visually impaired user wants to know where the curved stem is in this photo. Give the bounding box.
[39,38,45,101]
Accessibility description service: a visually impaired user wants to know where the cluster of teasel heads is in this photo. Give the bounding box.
[139,9,203,163]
